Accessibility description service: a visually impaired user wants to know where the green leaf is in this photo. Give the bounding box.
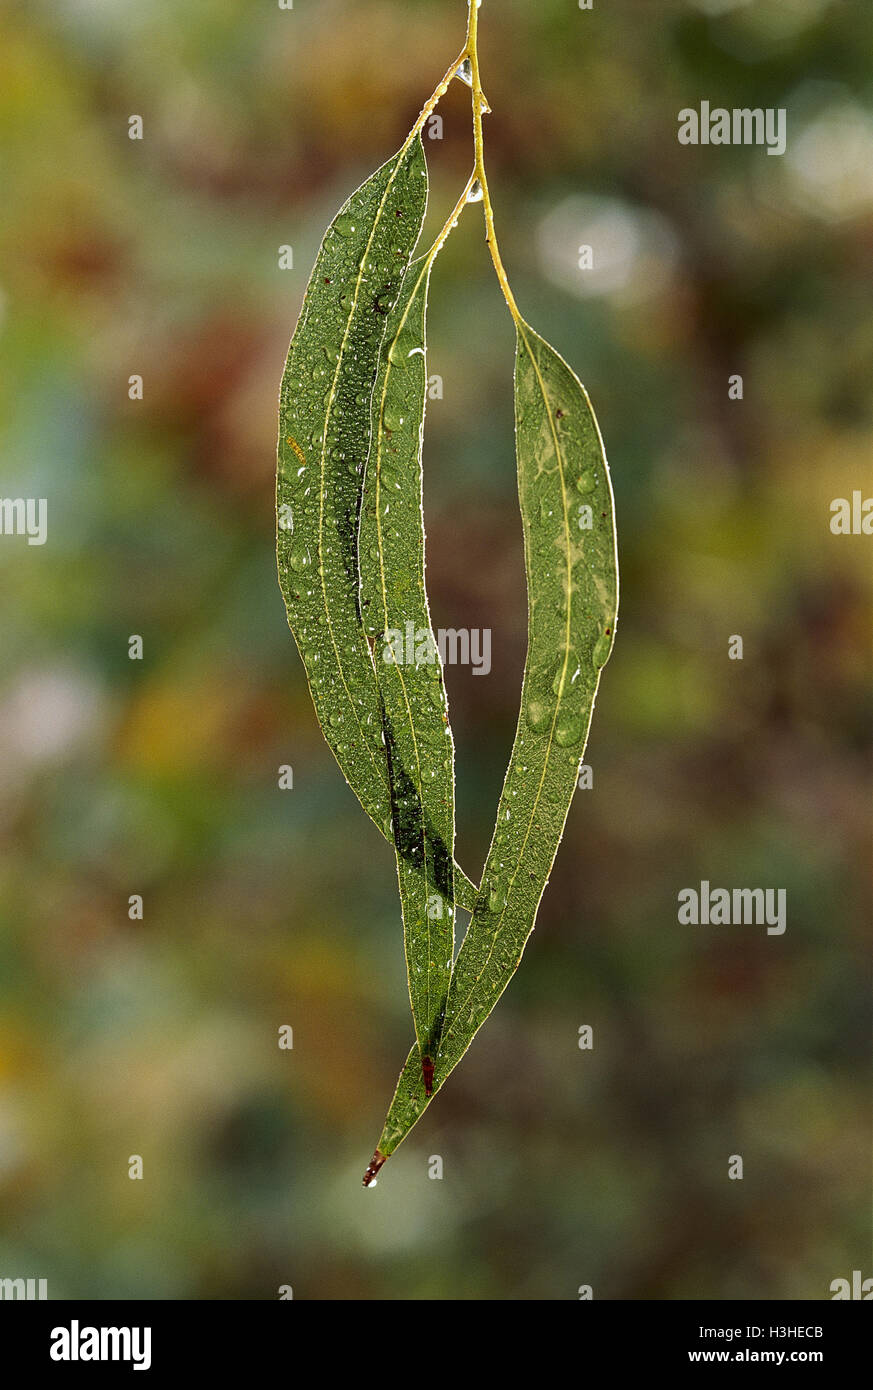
[276,138,477,912]
[359,250,457,1072]
[363,322,619,1181]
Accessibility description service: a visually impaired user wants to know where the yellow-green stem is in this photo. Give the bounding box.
[401,45,469,154]
[465,0,521,322]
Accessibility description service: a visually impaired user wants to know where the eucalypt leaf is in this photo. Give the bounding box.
[359,181,475,1087]
[277,137,428,845]
[276,129,478,913]
[363,322,618,1184]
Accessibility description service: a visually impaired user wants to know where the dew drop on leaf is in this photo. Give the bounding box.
[555,715,584,747]
[526,698,551,732]
[592,631,613,668]
[383,402,405,431]
[488,877,508,912]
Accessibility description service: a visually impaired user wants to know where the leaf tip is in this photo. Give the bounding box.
[362,1150,388,1187]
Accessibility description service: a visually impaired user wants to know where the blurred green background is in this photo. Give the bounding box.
[1,0,871,1300]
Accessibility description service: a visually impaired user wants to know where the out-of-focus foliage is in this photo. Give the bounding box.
[0,0,870,1299]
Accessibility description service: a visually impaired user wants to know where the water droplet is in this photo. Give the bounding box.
[381,467,400,491]
[488,877,507,912]
[457,58,473,86]
[575,471,595,494]
[555,715,584,747]
[526,698,551,732]
[592,631,613,668]
[383,403,404,431]
[389,333,419,366]
[334,214,354,237]
[289,543,311,572]
[467,179,484,204]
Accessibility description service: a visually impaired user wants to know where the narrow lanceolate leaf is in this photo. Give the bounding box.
[277,139,426,842]
[363,322,619,1182]
[359,251,457,1076]
[276,139,477,912]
